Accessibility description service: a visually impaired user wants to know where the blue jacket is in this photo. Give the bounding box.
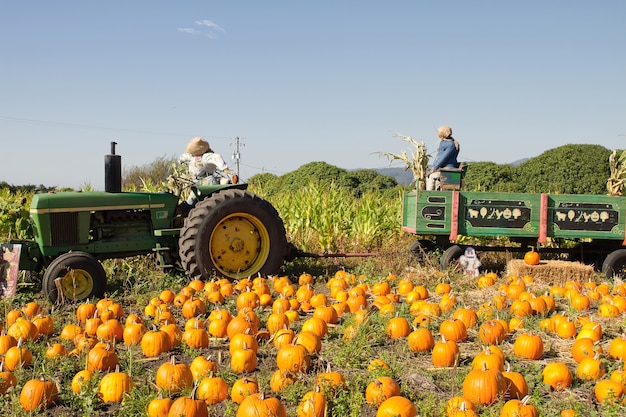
[430,139,459,170]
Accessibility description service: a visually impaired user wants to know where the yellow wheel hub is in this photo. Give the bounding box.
[59,269,94,300]
[209,213,271,277]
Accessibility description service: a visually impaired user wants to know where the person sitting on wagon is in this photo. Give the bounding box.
[426,125,460,190]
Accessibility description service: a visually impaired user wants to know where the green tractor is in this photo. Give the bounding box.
[2,143,294,303]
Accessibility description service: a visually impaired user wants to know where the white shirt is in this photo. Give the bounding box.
[179,152,229,181]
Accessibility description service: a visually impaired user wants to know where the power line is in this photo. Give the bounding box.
[0,115,231,140]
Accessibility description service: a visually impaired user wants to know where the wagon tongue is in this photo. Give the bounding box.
[293,250,377,259]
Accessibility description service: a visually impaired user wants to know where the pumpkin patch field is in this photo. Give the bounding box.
[0,250,625,417]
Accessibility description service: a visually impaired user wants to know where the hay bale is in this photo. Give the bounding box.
[506,259,597,286]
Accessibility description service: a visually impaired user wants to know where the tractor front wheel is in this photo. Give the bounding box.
[179,189,288,281]
[42,252,107,303]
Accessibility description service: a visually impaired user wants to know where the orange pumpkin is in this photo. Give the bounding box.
[523,249,540,265]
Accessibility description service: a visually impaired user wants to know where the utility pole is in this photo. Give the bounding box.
[231,137,244,177]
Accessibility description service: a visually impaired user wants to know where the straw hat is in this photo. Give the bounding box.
[437,126,453,139]
[185,137,210,155]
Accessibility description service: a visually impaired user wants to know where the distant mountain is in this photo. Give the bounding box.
[374,167,414,186]
[373,158,531,186]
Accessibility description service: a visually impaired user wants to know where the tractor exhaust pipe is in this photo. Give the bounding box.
[105,141,122,193]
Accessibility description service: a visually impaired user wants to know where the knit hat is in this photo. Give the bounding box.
[185,137,210,155]
[437,126,453,139]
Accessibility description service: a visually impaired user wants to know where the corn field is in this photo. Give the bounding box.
[250,181,402,254]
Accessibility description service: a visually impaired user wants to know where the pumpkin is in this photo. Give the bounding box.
[273,328,296,348]
[276,343,310,373]
[571,337,601,363]
[542,362,572,391]
[375,396,418,417]
[4,342,33,371]
[71,370,94,394]
[453,308,478,329]
[431,336,459,367]
[479,320,507,345]
[87,343,119,372]
[230,330,258,355]
[156,356,193,393]
[0,333,17,354]
[230,343,258,374]
[197,375,229,405]
[123,322,147,346]
[167,387,208,417]
[471,346,504,372]
[407,327,435,353]
[95,318,124,343]
[148,395,173,417]
[295,331,322,355]
[512,333,544,360]
[608,334,626,361]
[189,355,218,381]
[32,315,54,337]
[386,317,411,339]
[502,365,529,400]
[160,323,183,348]
[237,393,286,417]
[19,378,59,411]
[45,342,69,359]
[98,369,134,403]
[297,386,327,417]
[500,395,538,417]
[76,302,97,325]
[270,369,297,393]
[316,364,345,394]
[0,362,17,394]
[365,377,401,406]
[445,396,477,417]
[7,318,38,342]
[462,364,505,405]
[301,317,328,339]
[523,249,540,265]
[439,319,467,342]
[594,379,624,405]
[576,355,606,381]
[142,328,172,357]
[231,377,259,404]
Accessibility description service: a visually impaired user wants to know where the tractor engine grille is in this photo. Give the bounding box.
[50,212,80,245]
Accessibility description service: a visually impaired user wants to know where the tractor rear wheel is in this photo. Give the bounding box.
[179,189,287,280]
[42,252,107,303]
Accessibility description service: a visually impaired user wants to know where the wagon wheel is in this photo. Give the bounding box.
[602,249,626,280]
[42,252,107,304]
[179,189,287,280]
[440,245,465,271]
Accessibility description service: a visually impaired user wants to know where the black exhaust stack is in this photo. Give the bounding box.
[105,141,122,193]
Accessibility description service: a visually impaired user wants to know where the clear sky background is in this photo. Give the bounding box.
[2,1,624,190]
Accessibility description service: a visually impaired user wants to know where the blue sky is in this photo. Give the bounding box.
[2,1,625,190]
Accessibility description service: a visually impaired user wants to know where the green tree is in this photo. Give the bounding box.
[464,162,520,192]
[516,144,610,194]
[122,155,177,190]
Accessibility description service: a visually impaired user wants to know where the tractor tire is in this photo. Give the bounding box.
[42,252,107,304]
[602,249,626,280]
[179,189,288,281]
[440,245,465,271]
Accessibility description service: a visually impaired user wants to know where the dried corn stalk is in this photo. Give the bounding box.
[607,149,626,196]
[380,134,430,190]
